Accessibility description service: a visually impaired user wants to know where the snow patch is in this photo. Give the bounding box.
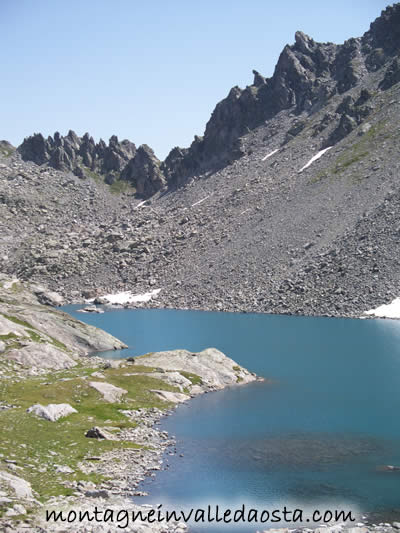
[133,200,148,210]
[191,195,210,207]
[261,149,279,161]
[365,298,400,319]
[101,288,161,305]
[298,147,332,173]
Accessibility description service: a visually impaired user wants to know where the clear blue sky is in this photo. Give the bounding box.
[0,0,392,159]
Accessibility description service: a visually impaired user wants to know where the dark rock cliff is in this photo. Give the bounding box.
[18,131,164,199]
[161,4,400,186]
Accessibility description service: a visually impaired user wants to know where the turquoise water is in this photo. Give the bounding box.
[65,306,400,529]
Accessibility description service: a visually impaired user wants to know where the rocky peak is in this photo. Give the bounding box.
[294,31,315,54]
[18,133,49,166]
[252,70,267,87]
[163,5,400,188]
[18,131,141,189]
[363,3,400,56]
[121,144,165,198]
[67,129,80,143]
[109,134,119,146]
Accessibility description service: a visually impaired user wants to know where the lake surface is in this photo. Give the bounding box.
[65,306,400,530]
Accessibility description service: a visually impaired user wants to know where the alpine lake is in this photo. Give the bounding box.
[64,306,400,531]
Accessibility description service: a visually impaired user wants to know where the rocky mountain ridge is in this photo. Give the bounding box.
[1,4,400,318]
[18,131,166,198]
[17,4,400,197]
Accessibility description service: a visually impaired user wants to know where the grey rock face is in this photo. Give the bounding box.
[18,131,139,189]
[0,471,34,500]
[18,133,49,165]
[0,278,127,369]
[326,113,357,146]
[362,3,400,56]
[161,7,398,188]
[17,130,167,199]
[137,348,258,391]
[33,286,64,306]
[121,144,165,198]
[88,381,128,402]
[6,343,77,370]
[150,389,191,403]
[380,57,400,90]
[324,90,373,146]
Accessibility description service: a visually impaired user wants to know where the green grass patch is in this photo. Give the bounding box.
[122,364,157,373]
[309,171,327,184]
[1,313,34,329]
[0,363,181,500]
[135,352,154,359]
[179,370,203,386]
[109,179,136,195]
[102,367,180,408]
[0,146,15,157]
[0,332,19,342]
[0,332,22,354]
[10,282,23,294]
[26,329,42,343]
[83,167,102,183]
[46,334,68,352]
[333,151,369,174]
[0,313,69,352]
[312,120,393,183]
[331,123,385,175]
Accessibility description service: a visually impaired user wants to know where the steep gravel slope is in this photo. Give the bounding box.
[1,6,400,317]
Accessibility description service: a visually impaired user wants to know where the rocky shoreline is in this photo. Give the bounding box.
[0,360,260,533]
[0,276,262,532]
[1,286,400,533]
[1,403,185,533]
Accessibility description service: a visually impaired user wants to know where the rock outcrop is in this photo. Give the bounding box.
[160,6,400,186]
[120,144,166,197]
[0,276,127,370]
[27,403,78,422]
[18,131,137,180]
[18,131,165,199]
[0,140,15,157]
[137,347,258,392]
[88,381,128,402]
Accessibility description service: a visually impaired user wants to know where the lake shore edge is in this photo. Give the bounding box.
[76,287,400,321]
[1,277,400,533]
[0,276,263,531]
